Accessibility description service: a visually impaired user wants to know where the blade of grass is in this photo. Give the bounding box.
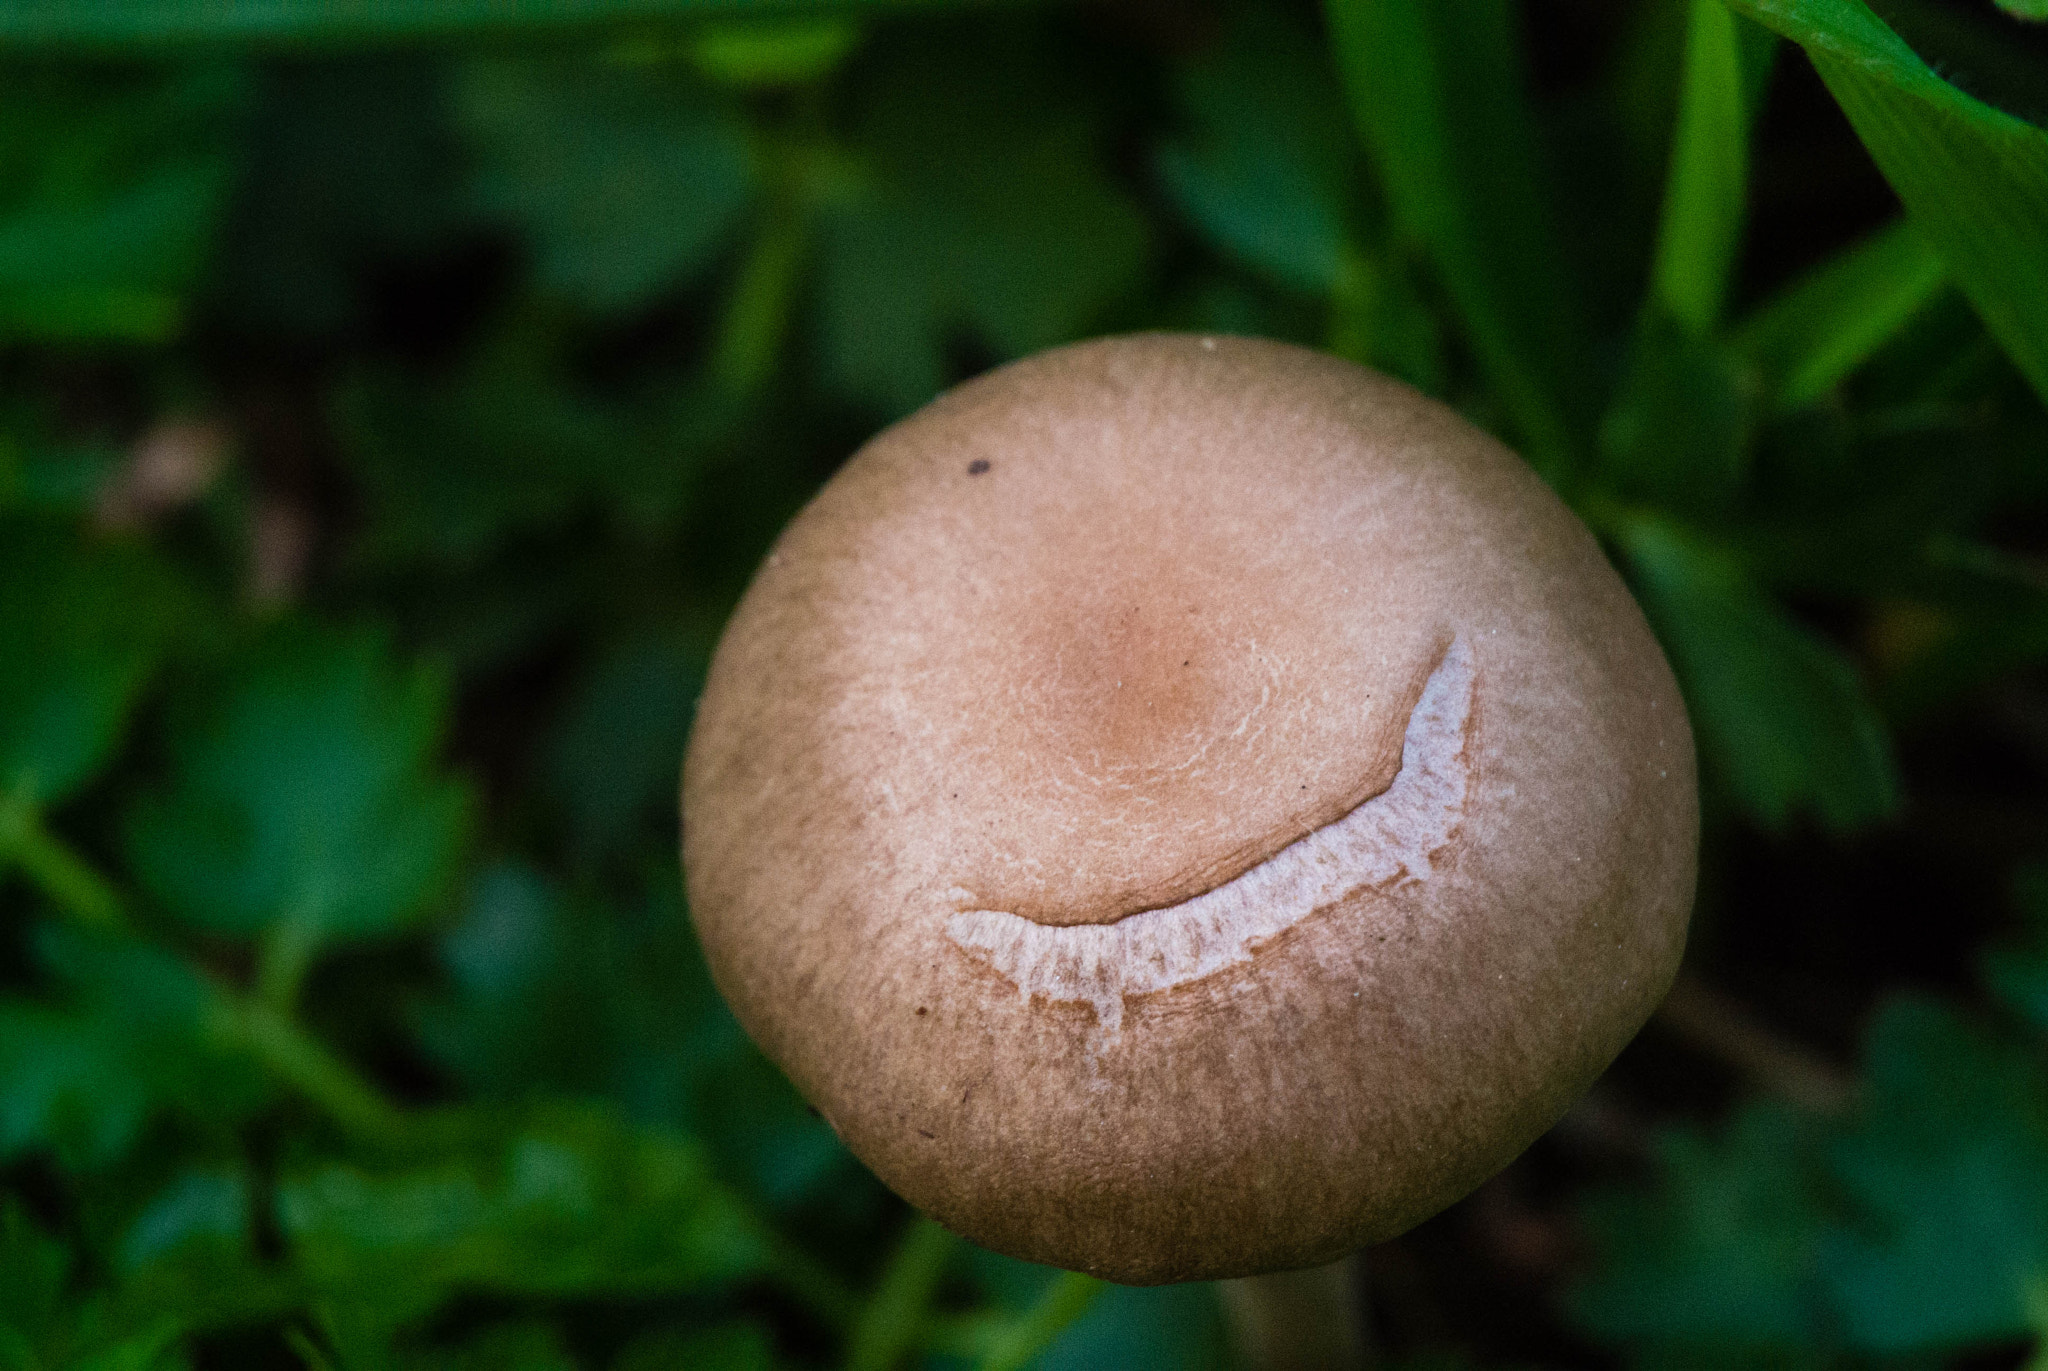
[1324,0,1597,485]
[0,0,964,48]
[1652,0,1753,334]
[712,199,812,397]
[1733,217,1947,412]
[1723,0,2048,406]
[977,1272,1107,1371]
[845,1215,957,1371]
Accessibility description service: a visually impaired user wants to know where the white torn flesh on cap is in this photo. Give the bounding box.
[946,636,1476,1036]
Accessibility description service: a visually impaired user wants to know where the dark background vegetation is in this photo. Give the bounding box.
[2,0,2047,1366]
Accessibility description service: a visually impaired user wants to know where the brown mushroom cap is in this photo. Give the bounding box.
[682,334,1696,1284]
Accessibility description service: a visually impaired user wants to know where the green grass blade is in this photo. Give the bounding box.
[1325,0,1597,484]
[1724,0,2048,406]
[1652,0,1752,333]
[976,1272,1106,1371]
[844,1216,956,1371]
[1733,217,1947,412]
[0,0,954,47]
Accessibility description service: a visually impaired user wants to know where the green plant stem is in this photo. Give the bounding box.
[845,1215,957,1371]
[976,1272,1106,1371]
[712,198,811,396]
[6,803,414,1148]
[212,996,414,1148]
[0,787,127,931]
[256,908,323,1015]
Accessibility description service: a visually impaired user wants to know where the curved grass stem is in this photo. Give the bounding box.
[976,1271,1106,1371]
[846,1215,957,1371]
[212,996,415,1148]
[0,787,127,931]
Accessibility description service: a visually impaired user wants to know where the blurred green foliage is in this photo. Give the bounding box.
[0,0,2044,1367]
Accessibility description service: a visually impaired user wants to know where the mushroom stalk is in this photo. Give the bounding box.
[1220,1255,1371,1371]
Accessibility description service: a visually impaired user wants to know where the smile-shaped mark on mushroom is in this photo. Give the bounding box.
[947,634,1474,1035]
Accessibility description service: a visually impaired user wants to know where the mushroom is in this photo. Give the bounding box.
[682,333,1695,1284]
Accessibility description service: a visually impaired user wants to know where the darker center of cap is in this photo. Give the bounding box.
[956,601,1445,927]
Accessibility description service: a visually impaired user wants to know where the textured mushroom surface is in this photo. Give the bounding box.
[682,334,1696,1283]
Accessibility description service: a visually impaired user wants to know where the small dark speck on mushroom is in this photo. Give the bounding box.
[916,1006,928,1016]
[918,1129,936,1139]
[967,459,991,476]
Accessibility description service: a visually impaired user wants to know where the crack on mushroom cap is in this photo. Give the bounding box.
[946,634,1475,1038]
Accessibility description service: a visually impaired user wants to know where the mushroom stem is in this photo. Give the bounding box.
[1218,1254,1371,1370]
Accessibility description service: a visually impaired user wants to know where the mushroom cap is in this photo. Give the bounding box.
[682,334,1696,1284]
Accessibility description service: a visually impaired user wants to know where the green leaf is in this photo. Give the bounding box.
[0,519,185,807]
[0,1198,71,1358]
[690,17,864,88]
[1868,0,2048,115]
[0,0,955,46]
[1723,0,2048,406]
[1820,998,2048,1351]
[1156,9,1362,297]
[1572,991,2048,1361]
[0,67,241,342]
[1151,9,1447,389]
[1984,865,2048,1036]
[416,865,845,1208]
[277,1103,769,1324]
[417,865,698,1106]
[1571,1104,1833,1364]
[0,927,267,1167]
[1601,309,1750,514]
[125,624,470,944]
[117,1168,252,1274]
[66,1323,189,1371]
[338,314,734,568]
[814,30,1148,415]
[1324,0,1597,481]
[110,1166,298,1339]
[208,61,468,341]
[1651,0,1759,333]
[401,1322,576,1371]
[545,632,705,866]
[1621,518,1900,831]
[614,1321,777,1371]
[456,59,753,314]
[1733,218,1948,412]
